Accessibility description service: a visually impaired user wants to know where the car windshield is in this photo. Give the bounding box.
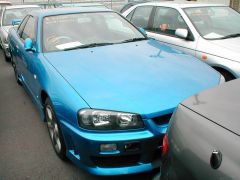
[184,6,240,40]
[3,7,40,26]
[42,12,145,52]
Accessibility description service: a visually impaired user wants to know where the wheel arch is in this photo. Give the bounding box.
[40,90,49,106]
[212,66,236,81]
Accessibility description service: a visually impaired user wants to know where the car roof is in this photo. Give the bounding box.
[133,1,227,9]
[62,3,105,6]
[5,5,40,9]
[30,7,112,18]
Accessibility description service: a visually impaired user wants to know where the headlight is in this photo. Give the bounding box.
[78,109,144,130]
[219,75,225,84]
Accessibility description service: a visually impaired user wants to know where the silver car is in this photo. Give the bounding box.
[161,79,240,179]
[123,2,240,81]
[0,5,40,61]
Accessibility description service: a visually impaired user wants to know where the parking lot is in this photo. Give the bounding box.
[0,50,158,179]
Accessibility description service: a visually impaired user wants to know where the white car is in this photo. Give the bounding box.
[0,5,40,60]
[123,2,240,81]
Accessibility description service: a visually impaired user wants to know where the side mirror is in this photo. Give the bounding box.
[138,27,147,36]
[24,38,35,52]
[12,19,22,26]
[175,28,188,39]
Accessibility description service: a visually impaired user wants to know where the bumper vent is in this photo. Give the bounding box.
[152,114,172,125]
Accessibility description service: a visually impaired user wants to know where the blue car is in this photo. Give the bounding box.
[8,8,223,175]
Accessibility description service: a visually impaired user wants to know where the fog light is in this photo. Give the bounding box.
[100,144,117,152]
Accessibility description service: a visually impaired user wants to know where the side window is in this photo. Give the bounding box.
[17,16,29,36]
[21,16,36,41]
[131,6,153,29]
[152,7,188,37]
[126,9,134,21]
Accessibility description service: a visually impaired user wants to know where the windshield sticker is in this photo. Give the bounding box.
[56,41,83,50]
[204,33,223,39]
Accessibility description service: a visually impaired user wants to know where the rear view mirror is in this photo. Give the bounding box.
[24,38,35,52]
[175,29,188,39]
[138,27,147,36]
[12,19,22,26]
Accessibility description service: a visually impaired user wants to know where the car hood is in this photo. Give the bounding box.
[182,79,240,136]
[199,37,240,62]
[44,40,220,118]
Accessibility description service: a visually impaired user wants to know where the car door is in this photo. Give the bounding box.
[11,15,29,80]
[18,15,39,99]
[147,6,198,57]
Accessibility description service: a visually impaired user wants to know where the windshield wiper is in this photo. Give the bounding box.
[63,42,114,51]
[118,37,147,44]
[219,33,240,39]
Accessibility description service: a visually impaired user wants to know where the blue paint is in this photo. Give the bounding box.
[8,8,221,175]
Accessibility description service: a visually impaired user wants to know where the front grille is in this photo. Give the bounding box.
[152,114,172,125]
[91,154,140,168]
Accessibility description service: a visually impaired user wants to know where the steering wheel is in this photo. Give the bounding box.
[47,36,73,47]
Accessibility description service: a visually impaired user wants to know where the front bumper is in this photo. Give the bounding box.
[60,117,168,175]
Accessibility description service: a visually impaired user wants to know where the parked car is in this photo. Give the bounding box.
[161,79,240,179]
[61,3,108,9]
[38,2,62,9]
[8,7,223,175]
[0,1,11,19]
[122,2,240,81]
[120,1,146,13]
[0,5,40,60]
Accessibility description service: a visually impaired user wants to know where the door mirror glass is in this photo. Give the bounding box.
[12,19,22,26]
[175,28,188,39]
[24,38,35,52]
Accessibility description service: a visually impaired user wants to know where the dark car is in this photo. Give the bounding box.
[161,79,240,179]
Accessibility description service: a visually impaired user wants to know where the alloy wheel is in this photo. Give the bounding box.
[46,105,62,153]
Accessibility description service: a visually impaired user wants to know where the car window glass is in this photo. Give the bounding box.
[42,12,144,52]
[185,6,240,40]
[126,9,134,21]
[17,15,29,36]
[21,16,36,41]
[152,7,188,37]
[2,7,40,26]
[105,14,136,35]
[131,6,153,29]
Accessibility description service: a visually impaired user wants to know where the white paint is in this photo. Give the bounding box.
[56,41,83,50]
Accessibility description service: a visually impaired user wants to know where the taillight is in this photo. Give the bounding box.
[162,134,168,156]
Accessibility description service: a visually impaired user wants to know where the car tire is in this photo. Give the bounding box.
[4,50,10,62]
[45,97,67,160]
[11,57,22,86]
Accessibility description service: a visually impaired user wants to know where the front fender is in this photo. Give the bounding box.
[36,53,90,127]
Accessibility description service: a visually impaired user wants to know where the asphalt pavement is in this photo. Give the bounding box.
[0,50,158,180]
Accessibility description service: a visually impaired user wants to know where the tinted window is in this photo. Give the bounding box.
[152,7,188,37]
[22,16,36,40]
[131,6,153,29]
[43,12,145,52]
